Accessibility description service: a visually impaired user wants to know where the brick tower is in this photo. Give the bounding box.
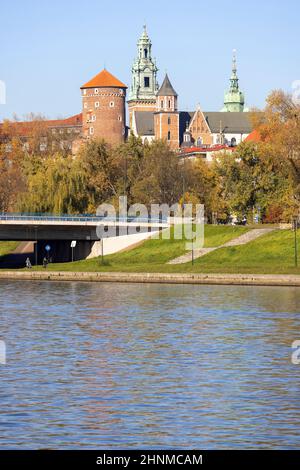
[81,69,127,145]
[154,74,180,150]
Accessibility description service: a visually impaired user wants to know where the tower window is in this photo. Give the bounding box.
[95,88,99,94]
[91,115,96,122]
[95,101,100,108]
[144,48,148,58]
[144,77,150,88]
[168,116,171,125]
[161,100,163,108]
[109,101,115,108]
[89,127,94,135]
[167,131,171,141]
[168,100,171,108]
[118,115,122,122]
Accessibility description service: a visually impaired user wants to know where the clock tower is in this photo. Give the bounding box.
[128,26,159,128]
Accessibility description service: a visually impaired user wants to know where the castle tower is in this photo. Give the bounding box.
[81,69,127,145]
[154,74,180,150]
[128,25,159,128]
[222,50,245,112]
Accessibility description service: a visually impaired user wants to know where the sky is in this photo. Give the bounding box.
[0,0,299,120]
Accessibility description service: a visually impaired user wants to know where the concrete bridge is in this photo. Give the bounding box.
[0,214,169,264]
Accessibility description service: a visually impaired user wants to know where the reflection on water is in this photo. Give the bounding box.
[0,280,300,449]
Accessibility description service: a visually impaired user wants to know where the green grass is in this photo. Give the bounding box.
[192,229,300,274]
[31,225,249,273]
[12,225,300,275]
[0,241,18,257]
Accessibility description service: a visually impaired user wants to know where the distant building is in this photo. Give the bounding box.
[221,50,247,113]
[130,28,252,153]
[128,25,159,129]
[0,27,253,158]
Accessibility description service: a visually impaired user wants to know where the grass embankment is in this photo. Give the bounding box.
[4,226,299,275]
[44,227,300,275]
[37,225,248,272]
[193,229,300,274]
[0,241,18,257]
[35,225,250,273]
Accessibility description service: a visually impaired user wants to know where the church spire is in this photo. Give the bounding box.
[222,50,245,112]
[229,49,239,92]
[128,25,159,101]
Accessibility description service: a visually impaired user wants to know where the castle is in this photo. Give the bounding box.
[0,26,253,155]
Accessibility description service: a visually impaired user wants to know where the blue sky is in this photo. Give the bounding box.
[0,0,299,120]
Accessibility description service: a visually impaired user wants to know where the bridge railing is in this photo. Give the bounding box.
[0,213,168,224]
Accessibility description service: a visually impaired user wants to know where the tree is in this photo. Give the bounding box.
[77,138,123,211]
[131,140,182,206]
[215,141,294,222]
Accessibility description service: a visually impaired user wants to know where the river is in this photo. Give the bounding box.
[0,280,300,449]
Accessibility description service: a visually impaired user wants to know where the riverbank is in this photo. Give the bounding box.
[1,270,300,286]
[1,226,299,276]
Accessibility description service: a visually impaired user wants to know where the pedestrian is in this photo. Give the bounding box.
[43,257,48,269]
[25,257,32,269]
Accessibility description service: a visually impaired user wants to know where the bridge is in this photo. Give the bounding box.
[0,214,169,264]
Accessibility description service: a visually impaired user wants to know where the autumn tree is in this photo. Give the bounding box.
[131,140,182,206]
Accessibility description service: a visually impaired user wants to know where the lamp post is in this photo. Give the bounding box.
[191,235,194,265]
[182,154,186,207]
[34,226,38,266]
[293,216,298,268]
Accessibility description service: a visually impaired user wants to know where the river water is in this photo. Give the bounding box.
[0,280,300,449]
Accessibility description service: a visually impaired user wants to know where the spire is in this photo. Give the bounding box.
[157,74,177,97]
[222,49,245,112]
[229,49,239,93]
[129,26,159,102]
[141,24,148,39]
[138,24,150,45]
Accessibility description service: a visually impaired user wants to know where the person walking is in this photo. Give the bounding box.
[25,257,32,269]
[43,257,48,269]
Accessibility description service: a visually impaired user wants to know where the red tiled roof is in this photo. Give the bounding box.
[81,68,127,89]
[180,145,235,155]
[0,113,82,137]
[244,129,262,143]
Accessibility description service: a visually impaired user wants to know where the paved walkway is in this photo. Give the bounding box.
[168,228,275,265]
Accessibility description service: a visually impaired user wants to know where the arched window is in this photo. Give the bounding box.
[231,137,237,147]
[168,116,171,125]
[144,48,148,58]
[167,131,171,141]
[197,137,203,146]
[168,100,171,108]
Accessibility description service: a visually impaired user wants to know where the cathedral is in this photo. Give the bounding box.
[128,26,252,151]
[0,26,253,155]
